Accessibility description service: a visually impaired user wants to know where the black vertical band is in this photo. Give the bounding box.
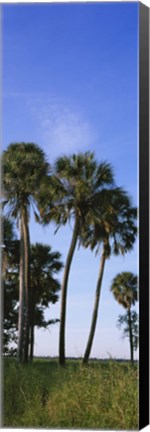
[139,2,149,430]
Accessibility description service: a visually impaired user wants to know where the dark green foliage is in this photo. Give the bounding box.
[3,276,18,355]
[110,272,137,308]
[30,243,63,307]
[110,272,138,363]
[81,189,137,257]
[3,227,62,357]
[2,217,20,274]
[41,152,115,230]
[2,217,19,354]
[29,243,63,358]
[117,310,138,351]
[3,142,50,222]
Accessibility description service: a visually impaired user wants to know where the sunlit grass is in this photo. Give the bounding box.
[4,357,138,429]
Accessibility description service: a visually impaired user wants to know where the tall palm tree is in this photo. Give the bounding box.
[110,271,138,364]
[82,190,137,364]
[29,243,63,359]
[3,143,50,362]
[42,152,115,365]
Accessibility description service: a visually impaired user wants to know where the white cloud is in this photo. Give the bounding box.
[27,95,96,161]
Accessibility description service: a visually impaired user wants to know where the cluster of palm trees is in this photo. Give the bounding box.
[2,142,137,365]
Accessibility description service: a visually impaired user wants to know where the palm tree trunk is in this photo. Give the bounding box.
[17,216,25,362]
[82,249,106,364]
[59,216,79,366]
[128,308,134,365]
[22,209,30,363]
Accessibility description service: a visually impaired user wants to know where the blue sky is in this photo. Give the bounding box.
[3,2,139,359]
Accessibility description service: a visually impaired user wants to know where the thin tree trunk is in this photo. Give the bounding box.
[29,295,35,360]
[128,308,134,365]
[59,216,79,366]
[30,323,34,360]
[22,209,30,363]
[17,216,25,362]
[82,249,106,364]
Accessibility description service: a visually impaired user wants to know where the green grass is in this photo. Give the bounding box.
[3,357,138,429]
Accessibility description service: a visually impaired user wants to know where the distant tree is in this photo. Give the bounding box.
[3,274,18,355]
[110,272,138,364]
[117,310,138,357]
[2,217,19,355]
[3,239,62,357]
[3,143,50,363]
[29,243,63,359]
[2,217,20,275]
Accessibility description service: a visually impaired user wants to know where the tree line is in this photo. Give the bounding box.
[2,143,138,365]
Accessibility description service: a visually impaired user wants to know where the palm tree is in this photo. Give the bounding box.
[117,310,138,360]
[3,143,50,362]
[110,271,138,364]
[82,191,137,364]
[42,152,115,365]
[29,243,63,359]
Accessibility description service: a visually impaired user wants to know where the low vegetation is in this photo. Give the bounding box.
[4,358,138,429]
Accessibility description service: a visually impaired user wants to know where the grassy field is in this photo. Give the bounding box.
[3,357,138,429]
